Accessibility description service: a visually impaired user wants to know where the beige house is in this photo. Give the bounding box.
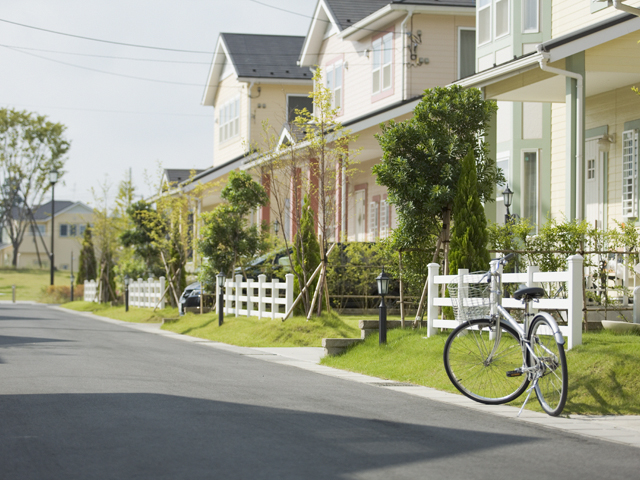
[0,200,94,271]
[170,0,477,260]
[456,0,640,231]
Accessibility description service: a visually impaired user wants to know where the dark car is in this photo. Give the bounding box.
[179,281,204,315]
[235,248,293,280]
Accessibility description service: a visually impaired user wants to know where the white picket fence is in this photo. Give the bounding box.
[83,277,166,309]
[425,255,584,349]
[84,280,98,302]
[216,274,294,319]
[129,277,166,309]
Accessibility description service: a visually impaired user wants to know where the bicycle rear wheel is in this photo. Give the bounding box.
[528,315,568,416]
[444,319,529,405]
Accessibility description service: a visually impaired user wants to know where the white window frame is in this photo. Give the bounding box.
[369,200,379,241]
[478,0,492,46]
[522,0,540,34]
[325,60,343,112]
[380,199,389,239]
[521,149,540,228]
[218,96,240,144]
[494,0,510,39]
[372,32,393,96]
[622,129,638,218]
[59,224,68,237]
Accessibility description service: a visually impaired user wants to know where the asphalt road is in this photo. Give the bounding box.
[1,303,639,480]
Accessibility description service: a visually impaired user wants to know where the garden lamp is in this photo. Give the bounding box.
[376,267,391,344]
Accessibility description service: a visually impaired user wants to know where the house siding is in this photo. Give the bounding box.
[552,0,640,39]
[213,74,247,167]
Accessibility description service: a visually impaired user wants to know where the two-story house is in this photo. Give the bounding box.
[456,0,640,233]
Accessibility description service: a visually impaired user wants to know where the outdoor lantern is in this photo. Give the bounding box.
[274,219,280,235]
[217,272,226,288]
[49,169,59,185]
[502,184,513,211]
[125,275,130,287]
[124,275,130,312]
[376,267,391,297]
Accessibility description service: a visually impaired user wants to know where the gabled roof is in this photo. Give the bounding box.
[164,169,204,185]
[202,34,312,106]
[32,201,93,221]
[300,0,474,65]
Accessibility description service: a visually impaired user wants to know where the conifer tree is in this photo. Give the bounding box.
[449,149,491,274]
[292,195,321,314]
[76,224,97,285]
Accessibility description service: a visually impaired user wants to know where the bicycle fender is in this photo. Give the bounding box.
[532,312,565,345]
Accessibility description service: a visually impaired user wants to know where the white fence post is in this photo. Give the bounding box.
[426,263,440,337]
[527,265,540,316]
[246,279,252,317]
[235,274,242,317]
[258,274,266,320]
[285,274,294,318]
[159,277,166,309]
[567,255,583,349]
[458,268,469,321]
[271,278,279,319]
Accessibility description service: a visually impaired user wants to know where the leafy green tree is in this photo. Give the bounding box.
[198,171,269,288]
[373,85,501,274]
[76,225,97,285]
[0,108,70,266]
[449,150,491,274]
[120,200,164,277]
[292,195,321,314]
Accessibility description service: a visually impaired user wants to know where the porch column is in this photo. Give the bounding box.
[483,91,498,224]
[565,52,586,221]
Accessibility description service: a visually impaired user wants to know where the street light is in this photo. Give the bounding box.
[49,169,59,286]
[124,275,130,312]
[376,267,391,345]
[503,184,513,225]
[217,272,226,326]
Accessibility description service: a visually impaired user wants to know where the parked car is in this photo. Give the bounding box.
[235,248,293,280]
[179,281,208,315]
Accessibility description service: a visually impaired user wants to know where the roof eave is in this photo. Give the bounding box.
[201,37,238,107]
[299,0,340,67]
[452,53,544,90]
[236,76,313,85]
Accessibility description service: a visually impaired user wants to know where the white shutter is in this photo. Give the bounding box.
[622,129,638,218]
[369,201,379,241]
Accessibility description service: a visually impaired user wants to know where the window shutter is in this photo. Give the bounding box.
[622,129,638,218]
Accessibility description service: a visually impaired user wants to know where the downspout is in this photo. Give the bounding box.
[538,51,584,219]
[247,81,254,154]
[400,9,414,101]
[613,0,640,17]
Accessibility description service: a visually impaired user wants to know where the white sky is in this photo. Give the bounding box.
[1,0,317,206]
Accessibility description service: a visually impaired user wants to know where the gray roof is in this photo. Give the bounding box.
[164,169,204,184]
[221,33,312,80]
[32,201,75,220]
[324,0,475,30]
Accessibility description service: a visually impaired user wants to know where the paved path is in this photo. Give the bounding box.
[66,305,640,448]
[2,302,640,479]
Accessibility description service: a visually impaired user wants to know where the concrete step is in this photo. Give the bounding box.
[322,338,363,356]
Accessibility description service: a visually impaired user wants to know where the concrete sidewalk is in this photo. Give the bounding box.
[59,307,640,449]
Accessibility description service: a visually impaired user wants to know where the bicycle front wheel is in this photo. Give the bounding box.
[528,315,568,416]
[444,319,529,405]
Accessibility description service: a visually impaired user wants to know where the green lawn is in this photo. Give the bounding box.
[0,267,74,302]
[321,328,640,416]
[62,301,178,323]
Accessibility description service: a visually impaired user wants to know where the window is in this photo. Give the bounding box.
[622,130,638,218]
[60,224,68,237]
[587,159,596,180]
[29,224,46,236]
[79,224,86,236]
[369,200,379,240]
[372,32,393,96]
[522,151,538,226]
[354,188,366,241]
[458,28,476,79]
[287,95,313,123]
[380,199,390,239]
[523,0,539,33]
[69,224,77,237]
[495,0,509,38]
[478,0,491,45]
[218,96,240,143]
[326,61,343,111]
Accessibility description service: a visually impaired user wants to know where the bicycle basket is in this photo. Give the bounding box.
[447,274,491,322]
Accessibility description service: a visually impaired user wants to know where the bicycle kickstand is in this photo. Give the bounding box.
[517,379,538,417]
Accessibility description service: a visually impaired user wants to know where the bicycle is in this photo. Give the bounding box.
[443,253,568,416]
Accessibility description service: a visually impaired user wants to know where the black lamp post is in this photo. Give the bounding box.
[217,272,225,326]
[376,267,391,345]
[124,275,130,312]
[503,184,514,225]
[70,251,74,302]
[49,169,59,286]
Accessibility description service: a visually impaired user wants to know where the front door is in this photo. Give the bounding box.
[585,138,605,230]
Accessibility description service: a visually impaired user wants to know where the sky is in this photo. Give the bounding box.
[1,0,317,206]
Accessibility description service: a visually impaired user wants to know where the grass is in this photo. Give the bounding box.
[161,311,361,347]
[321,328,640,416]
[62,301,179,323]
[0,267,74,302]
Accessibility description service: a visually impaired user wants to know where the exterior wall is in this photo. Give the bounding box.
[552,0,640,39]
[550,102,566,220]
[213,74,247,167]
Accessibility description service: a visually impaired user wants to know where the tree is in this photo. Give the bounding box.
[292,195,321,313]
[120,200,164,278]
[374,85,501,273]
[76,225,97,285]
[198,171,269,288]
[448,150,491,274]
[0,108,70,266]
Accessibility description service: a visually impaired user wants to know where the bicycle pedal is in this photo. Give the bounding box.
[506,370,523,377]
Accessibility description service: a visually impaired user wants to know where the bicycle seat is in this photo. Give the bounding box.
[513,286,545,301]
